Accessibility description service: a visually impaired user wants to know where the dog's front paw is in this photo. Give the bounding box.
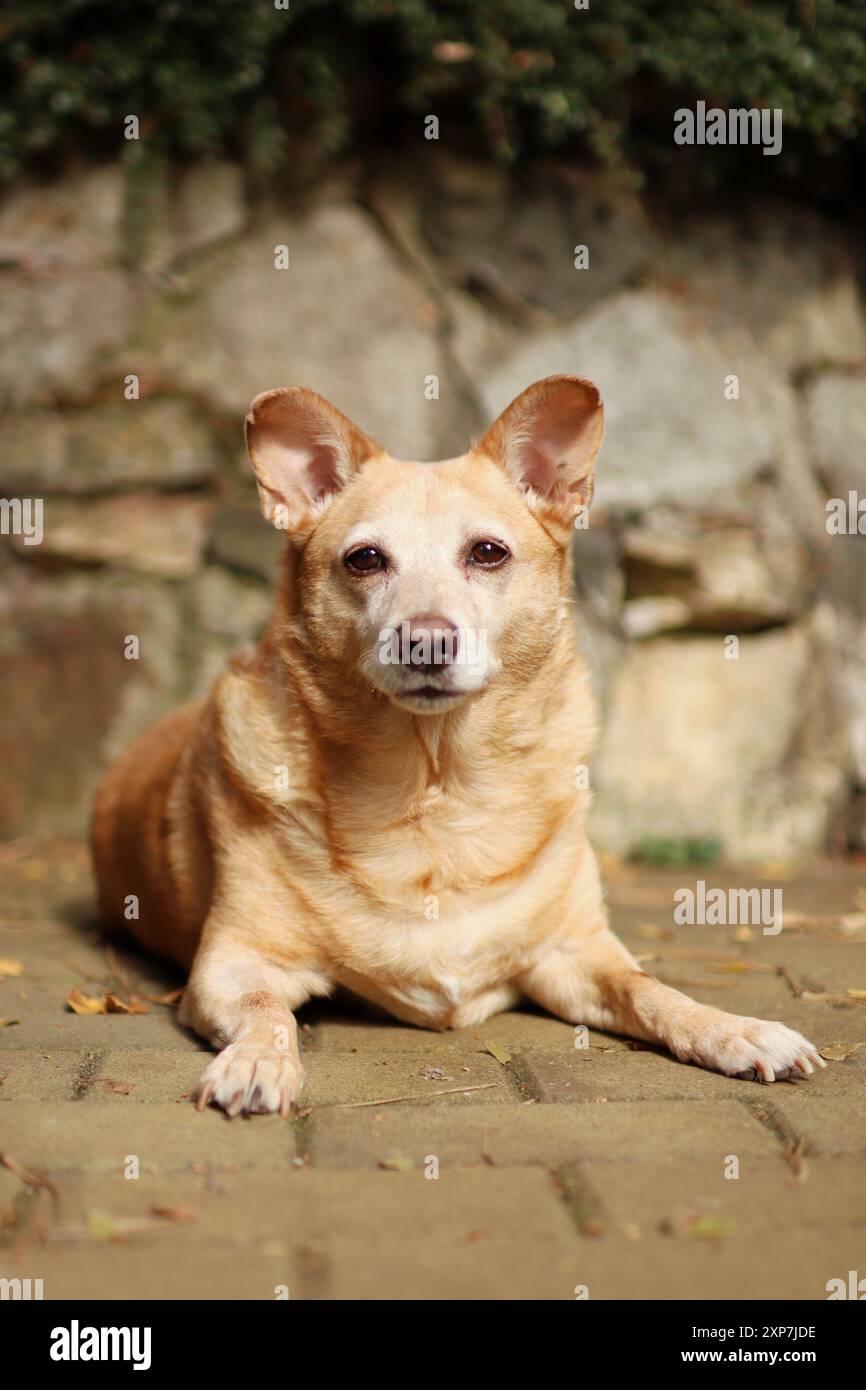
[194,1042,305,1117]
[686,1014,826,1083]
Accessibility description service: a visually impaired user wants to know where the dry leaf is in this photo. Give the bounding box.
[846,988,866,1000]
[138,988,184,1007]
[0,1018,20,1028]
[0,959,23,978]
[818,1042,864,1062]
[484,1041,512,1065]
[100,1078,132,1095]
[66,988,107,1015]
[378,1155,413,1172]
[151,1205,195,1223]
[732,925,754,943]
[104,994,149,1015]
[636,923,671,940]
[67,988,149,1016]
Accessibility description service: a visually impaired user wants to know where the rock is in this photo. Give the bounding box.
[170,162,247,261]
[658,203,866,376]
[135,201,478,459]
[590,616,850,863]
[0,269,135,407]
[620,513,815,633]
[622,596,693,641]
[420,155,655,317]
[805,371,866,495]
[0,399,221,494]
[0,570,184,837]
[190,567,274,698]
[0,166,124,269]
[194,565,272,641]
[130,159,248,273]
[207,502,285,582]
[10,494,211,578]
[481,289,822,527]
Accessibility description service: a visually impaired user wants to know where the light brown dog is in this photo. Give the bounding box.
[91,376,825,1115]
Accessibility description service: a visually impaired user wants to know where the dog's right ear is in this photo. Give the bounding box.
[245,387,380,539]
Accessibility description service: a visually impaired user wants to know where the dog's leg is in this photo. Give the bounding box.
[180,937,315,1116]
[521,922,825,1082]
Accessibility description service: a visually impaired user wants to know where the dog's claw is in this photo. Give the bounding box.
[194,1042,305,1117]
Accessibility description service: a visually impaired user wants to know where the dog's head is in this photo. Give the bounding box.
[245,376,603,714]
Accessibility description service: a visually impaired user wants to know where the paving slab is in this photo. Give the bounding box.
[301,1049,515,1107]
[0,1101,296,1173]
[307,1099,781,1169]
[563,1155,866,1239]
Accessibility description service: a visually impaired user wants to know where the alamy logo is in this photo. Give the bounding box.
[50,1321,152,1371]
[0,1276,43,1299]
[0,497,43,545]
[377,620,486,667]
[826,1270,866,1299]
[674,881,782,936]
[674,101,782,157]
[826,491,866,535]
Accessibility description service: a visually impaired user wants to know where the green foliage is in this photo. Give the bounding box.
[1,0,864,183]
[629,837,723,868]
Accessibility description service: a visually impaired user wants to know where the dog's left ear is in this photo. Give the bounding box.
[478,375,603,538]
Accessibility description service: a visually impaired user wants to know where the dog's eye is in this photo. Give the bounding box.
[345,546,387,575]
[469,540,510,568]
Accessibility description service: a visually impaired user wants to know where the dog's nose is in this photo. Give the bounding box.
[403,613,460,669]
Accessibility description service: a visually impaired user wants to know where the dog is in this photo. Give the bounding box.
[90,376,825,1115]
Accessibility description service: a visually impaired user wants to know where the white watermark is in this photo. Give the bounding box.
[0,497,43,545]
[674,101,782,157]
[674,881,782,936]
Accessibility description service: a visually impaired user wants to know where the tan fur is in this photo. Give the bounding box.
[91,377,824,1115]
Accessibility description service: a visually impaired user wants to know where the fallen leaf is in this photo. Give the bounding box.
[662,1207,735,1240]
[66,988,149,1016]
[818,1042,863,1062]
[636,923,670,940]
[687,1215,736,1239]
[0,959,23,978]
[100,1078,132,1095]
[0,1019,20,1028]
[732,925,754,943]
[484,1041,512,1065]
[378,1155,413,1172]
[138,988,184,1007]
[151,1205,195,1223]
[88,1210,123,1241]
[66,988,107,1015]
[847,988,866,1000]
[105,994,149,1015]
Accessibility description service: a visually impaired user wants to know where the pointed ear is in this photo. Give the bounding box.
[478,375,603,538]
[245,387,380,539]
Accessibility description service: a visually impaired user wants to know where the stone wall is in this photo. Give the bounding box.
[1,154,864,859]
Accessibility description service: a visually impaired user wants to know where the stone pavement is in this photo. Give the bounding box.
[1,839,865,1300]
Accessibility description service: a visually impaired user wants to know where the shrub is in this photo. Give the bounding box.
[1,0,864,187]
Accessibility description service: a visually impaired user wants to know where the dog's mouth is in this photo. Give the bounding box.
[405,686,461,700]
[390,683,467,711]
[399,684,463,702]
